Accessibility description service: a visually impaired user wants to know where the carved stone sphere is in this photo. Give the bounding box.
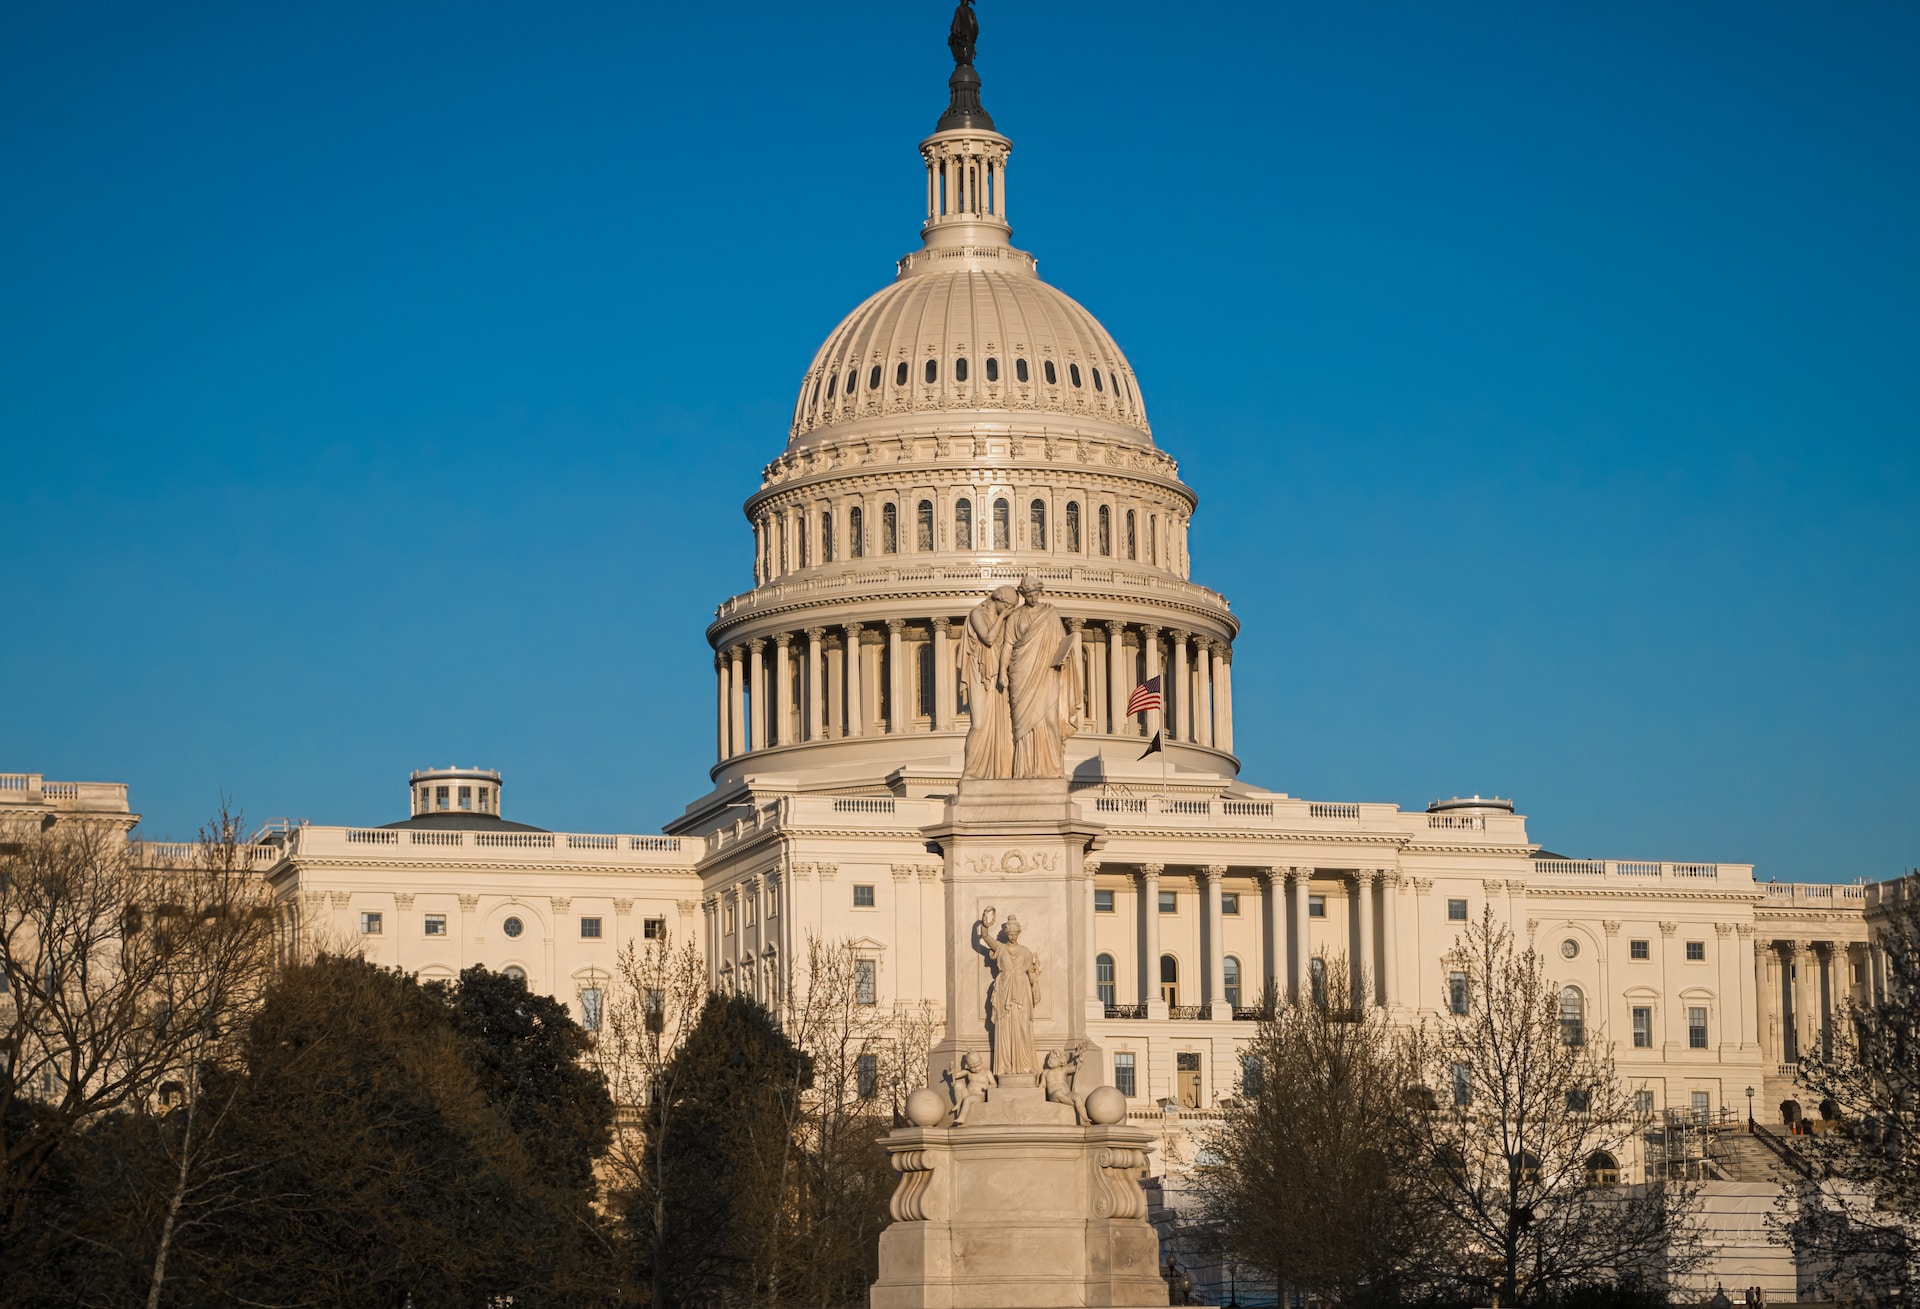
[906,1087,949,1127]
[1084,1085,1127,1125]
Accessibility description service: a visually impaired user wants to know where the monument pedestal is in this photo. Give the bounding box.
[872,1086,1165,1309]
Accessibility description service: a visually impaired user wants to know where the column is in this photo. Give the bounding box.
[932,616,954,732]
[806,627,826,740]
[1752,933,1772,1060]
[747,639,766,751]
[844,624,865,737]
[1260,868,1282,1003]
[1217,646,1234,754]
[1380,872,1401,1008]
[1065,618,1086,726]
[1140,864,1163,1015]
[728,646,746,756]
[715,654,729,760]
[1354,870,1377,1007]
[886,619,906,733]
[1169,630,1190,742]
[773,632,794,747]
[1194,638,1214,747]
[1211,642,1230,751]
[1142,625,1163,742]
[1204,865,1228,1018]
[1087,626,1107,734]
[1815,942,1834,1059]
[1291,868,1311,1005]
[1779,940,1798,1061]
[1084,860,1103,1016]
[1105,622,1126,736]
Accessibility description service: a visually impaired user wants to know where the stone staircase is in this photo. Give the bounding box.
[1713,1127,1803,1183]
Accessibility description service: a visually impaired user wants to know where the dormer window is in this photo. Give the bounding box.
[895,361,909,386]
[1069,363,1083,388]
[1016,357,1030,383]
[1092,367,1104,392]
[954,357,969,382]
[985,357,999,381]
[924,359,938,384]
[1043,360,1057,385]
[869,365,882,390]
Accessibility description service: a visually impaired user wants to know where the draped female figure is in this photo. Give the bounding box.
[1005,574,1081,779]
[960,586,1018,779]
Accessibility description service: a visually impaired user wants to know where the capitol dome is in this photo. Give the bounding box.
[789,267,1152,446]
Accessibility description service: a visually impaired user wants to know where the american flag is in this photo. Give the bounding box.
[1125,676,1162,718]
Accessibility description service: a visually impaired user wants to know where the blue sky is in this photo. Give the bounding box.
[2,2,1914,881]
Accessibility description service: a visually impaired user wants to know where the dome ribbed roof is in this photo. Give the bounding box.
[789,266,1151,446]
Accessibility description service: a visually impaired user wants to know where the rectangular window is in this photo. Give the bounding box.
[1240,1053,1263,1098]
[1630,939,1650,960]
[1691,1090,1711,1123]
[724,907,735,933]
[1566,1088,1590,1112]
[1446,898,1467,922]
[458,785,472,811]
[1309,895,1326,918]
[853,884,876,908]
[767,886,778,918]
[435,785,449,810]
[359,911,383,935]
[1097,955,1115,1007]
[580,917,603,939]
[857,1053,878,1099]
[1685,940,1705,962]
[581,988,603,1032]
[1688,1006,1709,1049]
[745,898,756,926]
[1635,1089,1655,1118]
[1451,1062,1471,1107]
[855,959,877,1005]
[1094,889,1115,913]
[1158,890,1177,914]
[1221,893,1239,915]
[1448,970,1469,1015]
[424,913,447,936]
[1632,1006,1653,1048]
[643,917,666,940]
[1114,1052,1136,1097]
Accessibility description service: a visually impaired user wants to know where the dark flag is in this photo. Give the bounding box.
[1138,730,1163,761]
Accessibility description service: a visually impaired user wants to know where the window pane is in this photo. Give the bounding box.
[853,884,875,907]
[1029,498,1046,550]
[1447,898,1467,921]
[917,500,934,551]
[1158,890,1177,913]
[1688,1006,1708,1049]
[985,356,999,381]
[1016,357,1029,383]
[1630,939,1649,959]
[1044,359,1057,385]
[955,499,972,550]
[925,359,938,384]
[954,357,969,383]
[1066,501,1081,551]
[580,916,603,939]
[855,959,877,1005]
[1449,971,1469,1015]
[1094,889,1114,913]
[1221,893,1239,915]
[1632,1006,1652,1047]
[582,988,603,1032]
[882,503,898,553]
[1114,1052,1136,1096]
[1308,895,1326,918]
[425,914,447,936]
[992,498,1011,550]
[1686,940,1705,961]
[849,506,863,558]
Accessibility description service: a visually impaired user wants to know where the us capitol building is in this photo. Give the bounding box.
[10,19,1902,1188]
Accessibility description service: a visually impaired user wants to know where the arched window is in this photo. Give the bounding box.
[1309,957,1327,1009]
[1585,1151,1619,1186]
[820,511,834,563]
[1066,501,1082,552]
[955,499,973,550]
[1160,954,1179,1007]
[992,498,1010,550]
[917,500,934,551]
[1098,505,1112,556]
[924,359,938,384]
[1016,357,1030,383]
[1224,956,1242,1009]
[1560,986,1585,1047]
[504,965,527,982]
[917,641,934,716]
[1097,953,1116,1009]
[955,357,969,382]
[1092,366,1104,392]
[985,357,999,382]
[799,515,810,567]
[881,503,898,553]
[869,365,882,390]
[895,361,909,386]
[848,506,863,558]
[1126,510,1138,560]
[1044,359,1058,385]
[1029,499,1047,550]
[1069,363,1083,388]
[1149,515,1157,564]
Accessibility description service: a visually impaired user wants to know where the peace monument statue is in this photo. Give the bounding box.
[975,906,1040,1076]
[958,575,1081,781]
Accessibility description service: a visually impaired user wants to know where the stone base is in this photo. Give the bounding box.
[871,1093,1167,1309]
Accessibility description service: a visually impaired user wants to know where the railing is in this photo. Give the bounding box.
[475,832,555,849]
[1536,860,1608,877]
[345,829,398,845]
[1534,859,1729,882]
[144,842,197,862]
[1231,1007,1270,1022]
[43,782,80,799]
[1749,1121,1815,1179]
[1095,797,1148,814]
[630,835,682,852]
[1764,882,1868,905]
[1167,1005,1208,1020]
[1104,1004,1148,1020]
[0,774,34,792]
[713,561,1231,623]
[1162,800,1211,815]
[1220,800,1272,817]
[1308,803,1360,820]
[568,835,617,850]
[1618,862,1662,877]
[832,798,896,815]
[409,830,463,846]
[1428,813,1485,831]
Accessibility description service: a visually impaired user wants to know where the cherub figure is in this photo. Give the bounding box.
[1043,1048,1087,1124]
[950,1051,995,1125]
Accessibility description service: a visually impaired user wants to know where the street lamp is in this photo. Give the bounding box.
[1746,1085,1755,1129]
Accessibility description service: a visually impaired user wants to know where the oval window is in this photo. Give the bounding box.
[1016,358,1030,383]
[1561,939,1580,959]
[1044,359,1057,385]
[869,365,882,390]
[503,916,525,939]
[1069,363,1083,388]
[925,359,938,384]
[826,373,836,399]
[846,369,857,396]
[955,357,969,382]
[1092,367,1104,392]
[895,361,909,386]
[985,357,999,382]
[503,965,527,981]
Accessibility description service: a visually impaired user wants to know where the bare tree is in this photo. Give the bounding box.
[1776,878,1920,1296]
[0,802,276,1272]
[1404,909,1698,1304]
[1194,961,1442,1305]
